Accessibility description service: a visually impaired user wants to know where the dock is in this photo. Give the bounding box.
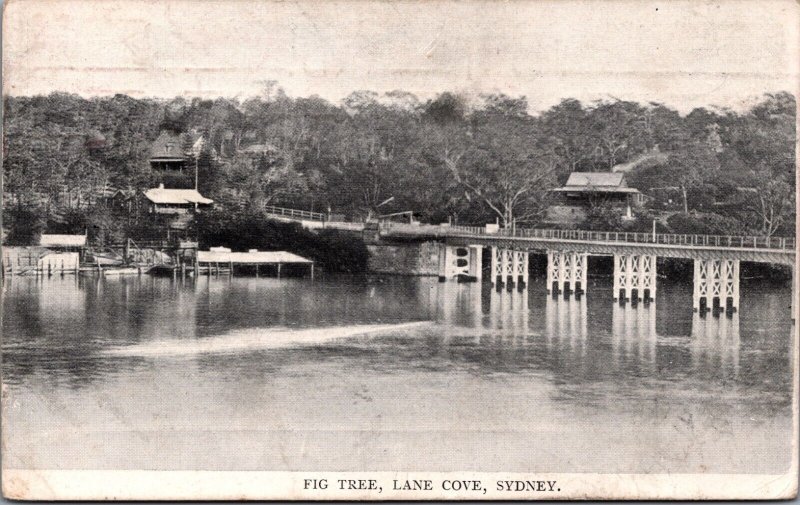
[196,248,314,278]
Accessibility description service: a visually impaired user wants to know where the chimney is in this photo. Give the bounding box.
[158,183,165,189]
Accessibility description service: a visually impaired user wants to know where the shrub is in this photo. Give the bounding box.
[195,208,369,273]
[3,207,45,245]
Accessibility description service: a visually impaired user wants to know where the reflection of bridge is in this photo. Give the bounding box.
[383,224,796,315]
[424,283,747,378]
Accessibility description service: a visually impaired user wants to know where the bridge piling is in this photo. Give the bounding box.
[547,251,586,296]
[469,246,483,281]
[502,248,514,287]
[490,247,499,286]
[614,255,656,303]
[515,250,529,288]
[438,244,480,281]
[693,259,739,312]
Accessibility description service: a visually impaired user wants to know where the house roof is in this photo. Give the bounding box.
[551,171,642,195]
[197,250,312,264]
[39,234,87,247]
[551,186,641,194]
[144,187,213,205]
[150,131,186,160]
[150,131,205,160]
[564,172,626,187]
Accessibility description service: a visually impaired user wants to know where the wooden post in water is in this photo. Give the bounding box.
[310,263,314,280]
[277,263,282,279]
[229,259,233,276]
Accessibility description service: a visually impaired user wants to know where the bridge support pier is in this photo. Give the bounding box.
[469,246,483,281]
[438,244,482,281]
[613,255,657,302]
[490,247,528,287]
[546,251,587,296]
[515,249,529,287]
[693,259,739,312]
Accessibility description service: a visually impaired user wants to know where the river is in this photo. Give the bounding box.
[1,273,794,474]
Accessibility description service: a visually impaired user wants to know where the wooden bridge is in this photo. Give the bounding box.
[379,222,797,315]
[379,223,796,265]
[253,205,795,314]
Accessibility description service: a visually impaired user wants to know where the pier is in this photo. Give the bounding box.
[196,248,314,278]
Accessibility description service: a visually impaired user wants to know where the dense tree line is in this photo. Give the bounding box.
[2,86,796,245]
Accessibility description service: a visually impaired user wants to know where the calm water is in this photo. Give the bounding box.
[1,273,794,473]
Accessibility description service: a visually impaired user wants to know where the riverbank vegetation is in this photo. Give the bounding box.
[195,208,368,273]
[3,86,796,246]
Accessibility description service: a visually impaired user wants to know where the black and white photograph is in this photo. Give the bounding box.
[1,0,798,499]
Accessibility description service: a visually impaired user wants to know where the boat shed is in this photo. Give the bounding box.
[197,249,314,278]
[39,234,87,249]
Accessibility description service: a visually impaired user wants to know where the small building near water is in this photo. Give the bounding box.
[143,185,214,240]
[2,234,86,276]
[546,172,648,226]
[197,248,314,278]
[144,184,214,215]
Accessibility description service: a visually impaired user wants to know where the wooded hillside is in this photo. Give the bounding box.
[3,86,796,242]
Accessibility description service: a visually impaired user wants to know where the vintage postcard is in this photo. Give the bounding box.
[1,0,798,500]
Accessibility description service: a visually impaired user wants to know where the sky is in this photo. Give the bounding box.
[3,0,799,112]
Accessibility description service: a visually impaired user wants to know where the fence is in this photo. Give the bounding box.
[262,205,326,221]
[379,222,796,251]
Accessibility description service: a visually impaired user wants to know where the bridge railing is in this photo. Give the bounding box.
[507,229,796,250]
[380,222,796,251]
[262,205,326,221]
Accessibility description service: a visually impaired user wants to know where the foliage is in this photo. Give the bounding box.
[666,212,748,236]
[3,88,796,247]
[195,208,369,273]
[579,201,626,231]
[4,206,45,245]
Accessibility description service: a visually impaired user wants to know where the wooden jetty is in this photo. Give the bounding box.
[196,248,314,278]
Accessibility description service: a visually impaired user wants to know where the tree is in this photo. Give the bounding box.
[662,144,720,213]
[539,99,595,179]
[585,100,650,169]
[750,176,794,237]
[446,112,556,227]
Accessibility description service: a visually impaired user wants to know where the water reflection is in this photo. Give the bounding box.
[489,287,529,338]
[1,275,792,410]
[690,312,740,378]
[2,274,795,475]
[545,295,587,355]
[611,303,657,374]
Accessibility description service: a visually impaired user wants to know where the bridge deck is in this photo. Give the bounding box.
[380,224,796,265]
